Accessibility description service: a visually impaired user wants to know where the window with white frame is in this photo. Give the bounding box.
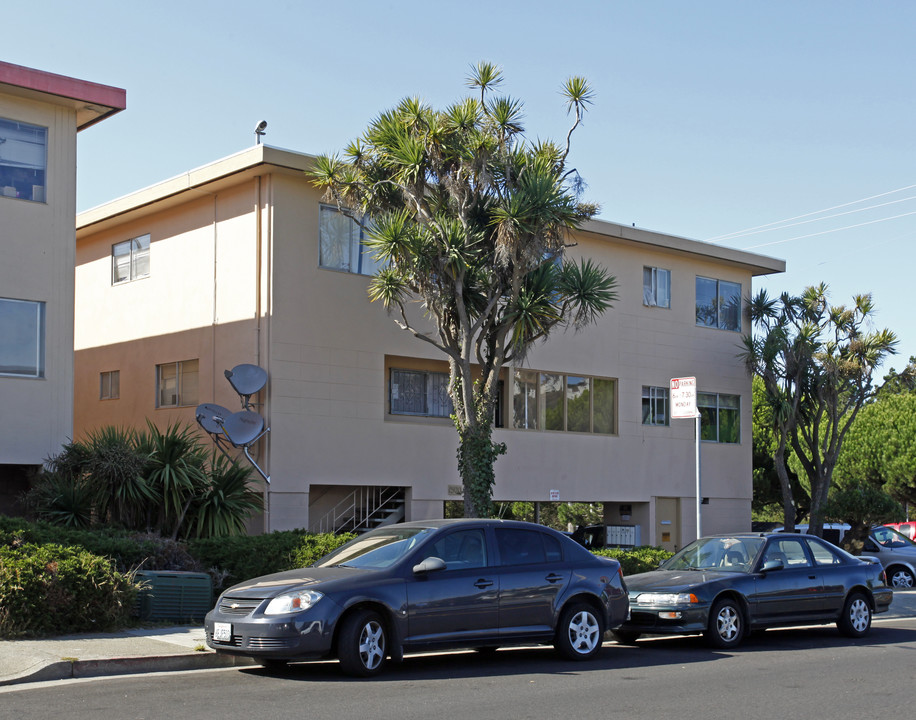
[390,368,453,418]
[112,234,150,284]
[698,392,740,443]
[0,297,45,377]
[0,117,47,203]
[319,204,385,276]
[512,369,615,435]
[696,276,741,331]
[643,267,670,308]
[642,386,669,426]
[156,359,199,408]
[100,370,120,400]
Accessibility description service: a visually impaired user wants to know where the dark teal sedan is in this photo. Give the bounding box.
[615,532,892,648]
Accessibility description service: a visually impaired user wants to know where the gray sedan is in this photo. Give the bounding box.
[205,519,629,676]
[617,532,891,648]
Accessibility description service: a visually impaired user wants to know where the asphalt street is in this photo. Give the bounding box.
[2,614,913,720]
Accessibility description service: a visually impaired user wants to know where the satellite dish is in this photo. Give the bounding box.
[195,403,233,435]
[222,410,265,447]
[225,364,268,398]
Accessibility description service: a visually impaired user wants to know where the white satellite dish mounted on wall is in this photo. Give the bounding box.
[195,364,270,483]
[224,364,267,410]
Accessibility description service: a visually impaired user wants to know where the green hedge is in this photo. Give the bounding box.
[189,530,354,589]
[0,516,200,573]
[0,543,139,638]
[593,546,673,576]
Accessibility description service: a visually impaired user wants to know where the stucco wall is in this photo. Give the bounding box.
[0,93,76,465]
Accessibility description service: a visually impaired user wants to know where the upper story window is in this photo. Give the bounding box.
[512,369,616,435]
[0,117,47,203]
[0,297,45,378]
[696,276,741,331]
[112,234,150,285]
[698,391,740,443]
[100,370,120,400]
[319,204,385,276]
[156,359,199,408]
[643,267,670,308]
[642,386,669,426]
[390,368,453,418]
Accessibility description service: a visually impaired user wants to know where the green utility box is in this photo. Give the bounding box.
[134,570,213,622]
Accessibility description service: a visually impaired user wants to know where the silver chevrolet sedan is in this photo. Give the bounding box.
[205,518,629,676]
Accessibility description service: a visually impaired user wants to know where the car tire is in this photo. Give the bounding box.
[704,598,744,649]
[337,609,388,677]
[554,602,604,660]
[888,566,915,589]
[610,630,641,645]
[837,592,872,638]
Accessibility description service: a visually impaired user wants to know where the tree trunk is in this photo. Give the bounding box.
[774,441,796,533]
[458,420,506,518]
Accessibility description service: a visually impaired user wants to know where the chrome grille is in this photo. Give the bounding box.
[247,637,297,650]
[218,597,263,615]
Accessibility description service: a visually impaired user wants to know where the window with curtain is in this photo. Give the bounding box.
[698,391,740,443]
[0,297,45,377]
[100,370,120,400]
[390,369,453,418]
[696,276,741,331]
[156,359,199,408]
[319,204,385,276]
[112,235,150,284]
[0,117,47,203]
[643,266,670,308]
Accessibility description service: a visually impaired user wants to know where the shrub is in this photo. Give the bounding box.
[289,532,355,568]
[0,543,139,638]
[593,546,673,576]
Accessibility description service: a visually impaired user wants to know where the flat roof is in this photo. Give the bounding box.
[0,61,126,130]
[77,144,785,277]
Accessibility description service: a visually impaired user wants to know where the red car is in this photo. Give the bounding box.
[885,522,916,542]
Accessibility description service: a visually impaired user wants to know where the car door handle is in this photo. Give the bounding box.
[545,573,565,584]
[474,579,494,589]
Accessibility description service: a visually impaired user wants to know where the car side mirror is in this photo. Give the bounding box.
[761,560,784,573]
[413,556,447,574]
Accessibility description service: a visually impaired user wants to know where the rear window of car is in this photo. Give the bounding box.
[496,528,562,565]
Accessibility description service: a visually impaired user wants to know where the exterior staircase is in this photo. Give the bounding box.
[311,486,406,535]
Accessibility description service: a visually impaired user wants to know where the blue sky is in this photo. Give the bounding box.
[9,1,916,369]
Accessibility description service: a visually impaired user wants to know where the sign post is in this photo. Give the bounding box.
[670,377,701,538]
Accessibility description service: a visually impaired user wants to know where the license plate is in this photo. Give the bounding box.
[213,622,232,642]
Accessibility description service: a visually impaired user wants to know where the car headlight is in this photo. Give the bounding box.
[264,590,324,615]
[635,592,699,605]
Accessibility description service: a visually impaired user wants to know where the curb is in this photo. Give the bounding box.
[0,652,255,688]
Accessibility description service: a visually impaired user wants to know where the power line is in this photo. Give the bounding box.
[740,209,916,250]
[707,183,916,243]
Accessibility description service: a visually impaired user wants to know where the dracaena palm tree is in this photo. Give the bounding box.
[311,62,617,516]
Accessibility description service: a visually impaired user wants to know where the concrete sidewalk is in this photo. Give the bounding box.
[2,589,914,687]
[0,625,254,687]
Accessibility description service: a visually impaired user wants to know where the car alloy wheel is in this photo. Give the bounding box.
[338,609,387,677]
[705,598,743,649]
[837,592,872,638]
[889,567,915,589]
[555,603,604,660]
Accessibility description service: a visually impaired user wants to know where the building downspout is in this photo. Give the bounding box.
[255,174,272,532]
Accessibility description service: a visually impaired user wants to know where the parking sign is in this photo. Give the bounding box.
[670,377,698,419]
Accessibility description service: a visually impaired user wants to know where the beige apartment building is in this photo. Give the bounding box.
[0,62,124,514]
[74,144,784,550]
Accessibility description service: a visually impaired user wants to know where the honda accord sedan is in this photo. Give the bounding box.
[205,519,629,676]
[615,532,891,649]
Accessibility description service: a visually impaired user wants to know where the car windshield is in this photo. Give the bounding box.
[872,526,916,549]
[662,537,765,572]
[313,527,434,569]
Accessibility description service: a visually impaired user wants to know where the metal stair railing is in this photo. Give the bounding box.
[312,486,404,535]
